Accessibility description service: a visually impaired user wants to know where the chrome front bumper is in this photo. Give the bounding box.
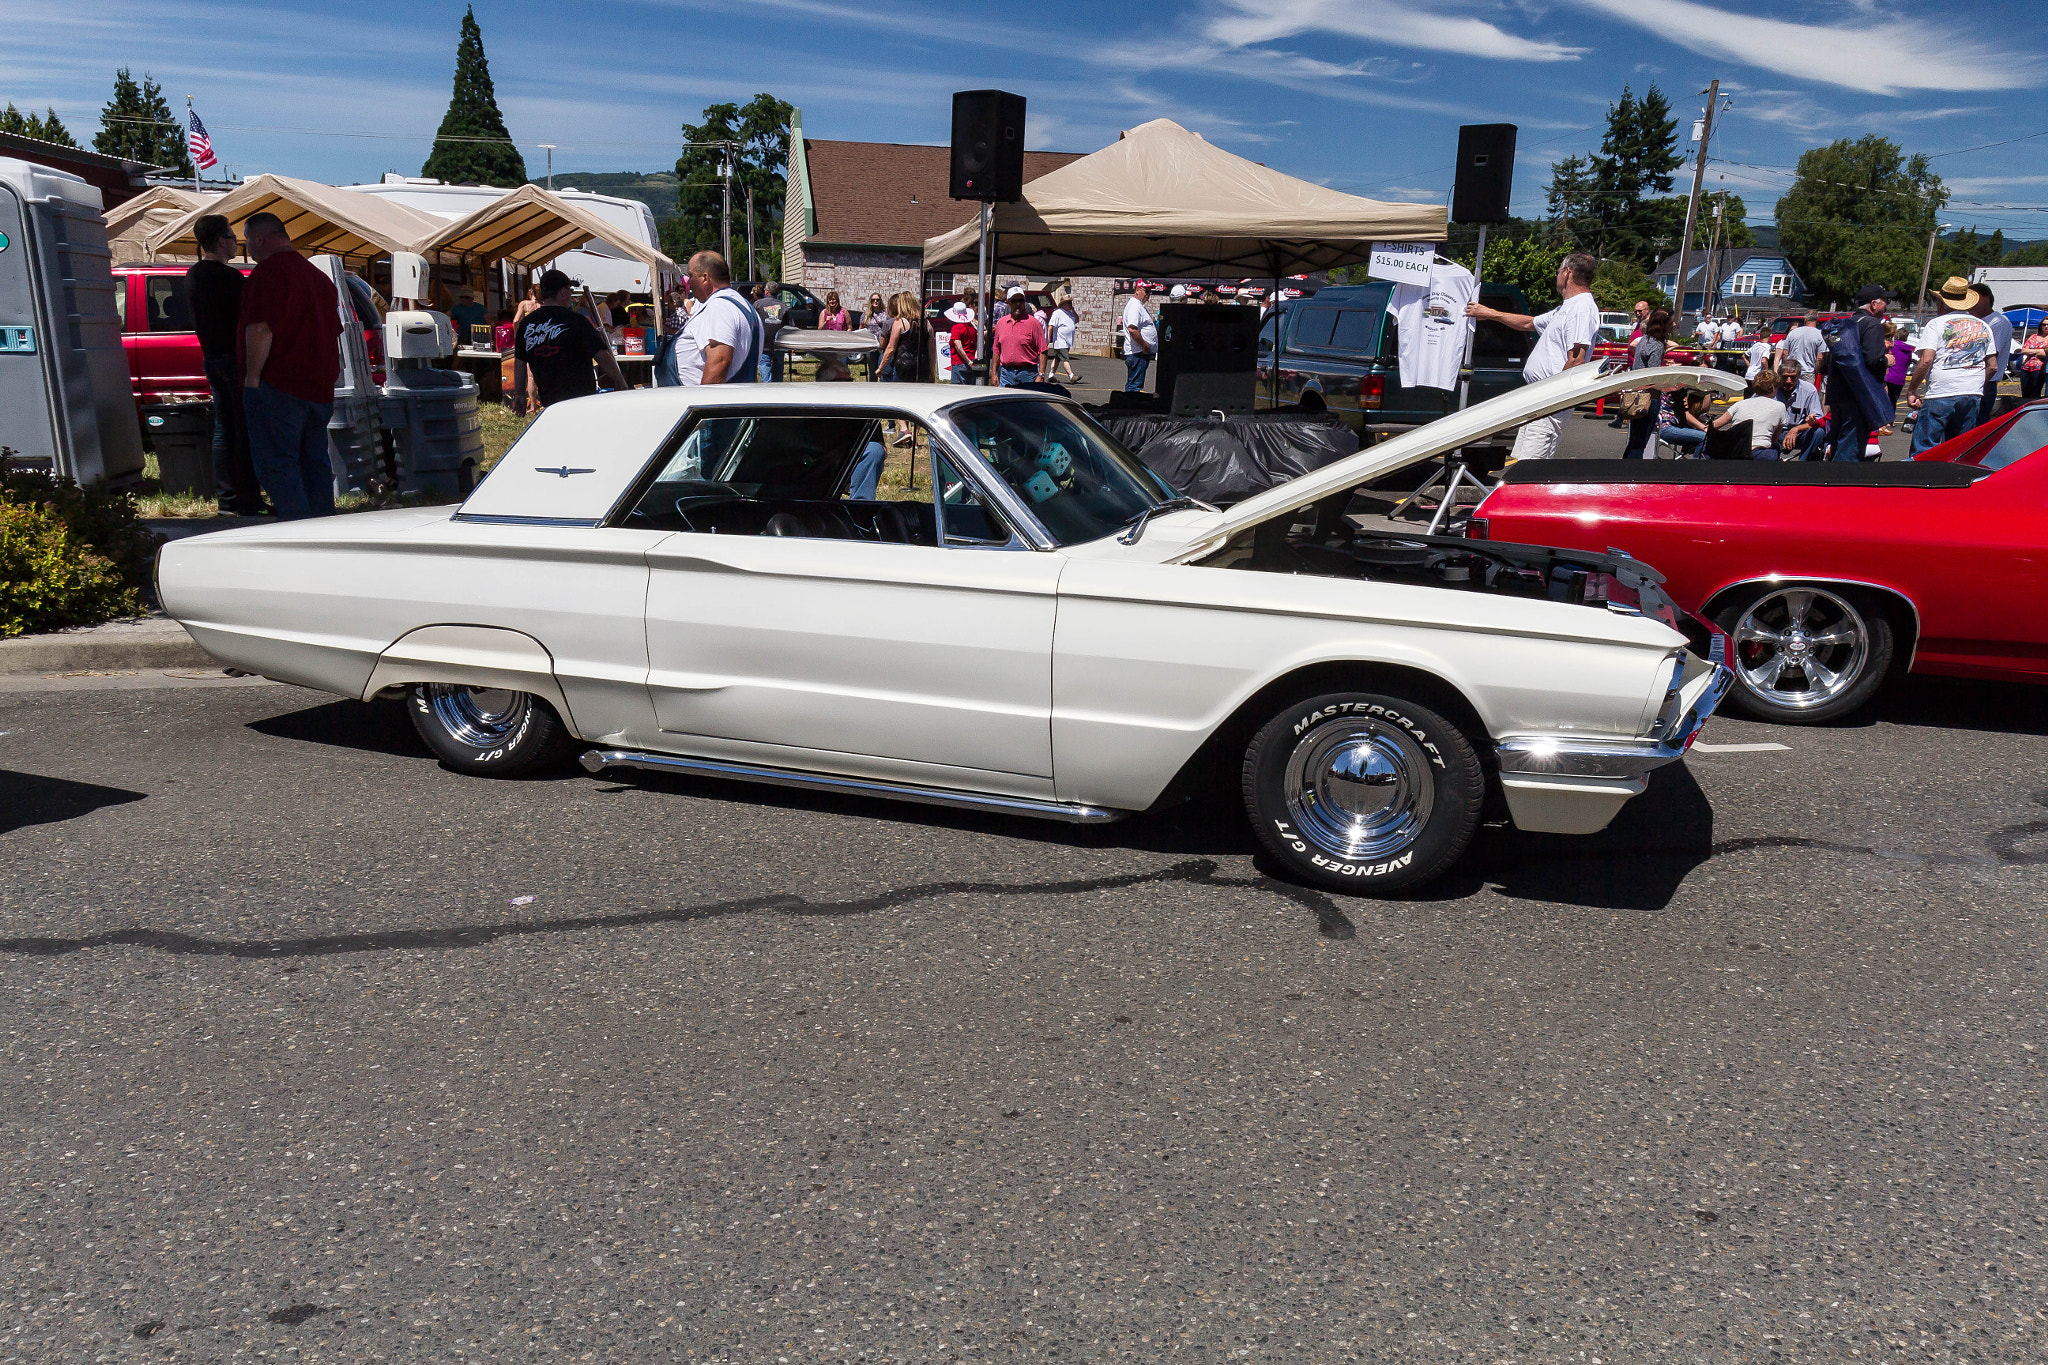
[1494,662,1735,781]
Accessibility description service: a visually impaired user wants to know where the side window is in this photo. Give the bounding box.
[145,276,192,333]
[1292,307,1338,349]
[113,276,128,330]
[1378,312,1400,362]
[1258,312,1278,353]
[622,411,938,544]
[932,449,1010,546]
[1331,308,1377,353]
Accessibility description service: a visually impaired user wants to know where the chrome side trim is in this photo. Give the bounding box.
[578,748,1127,824]
[1498,663,1734,780]
[451,513,604,528]
[1702,574,1923,672]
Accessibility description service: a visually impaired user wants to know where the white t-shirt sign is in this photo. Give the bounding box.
[1367,242,1435,287]
[1388,261,1476,393]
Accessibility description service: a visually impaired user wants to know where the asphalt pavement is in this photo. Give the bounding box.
[3,672,2045,1362]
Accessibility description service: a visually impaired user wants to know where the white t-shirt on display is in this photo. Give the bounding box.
[1521,291,1599,383]
[1122,296,1157,352]
[1781,325,1825,376]
[1722,396,1788,450]
[1389,262,1477,393]
[674,289,756,386]
[1917,311,1992,401]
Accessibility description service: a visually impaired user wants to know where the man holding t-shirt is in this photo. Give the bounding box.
[515,270,626,408]
[1466,251,1599,460]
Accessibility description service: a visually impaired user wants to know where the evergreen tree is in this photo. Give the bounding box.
[93,70,191,174]
[422,6,527,186]
[1543,154,1595,242]
[669,94,794,271]
[1775,136,1945,305]
[0,104,79,147]
[1587,84,1683,265]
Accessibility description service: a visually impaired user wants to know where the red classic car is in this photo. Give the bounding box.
[1465,400,2048,722]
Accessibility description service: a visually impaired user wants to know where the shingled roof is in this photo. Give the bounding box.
[800,139,1086,248]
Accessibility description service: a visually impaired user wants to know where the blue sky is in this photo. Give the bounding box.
[4,0,2043,241]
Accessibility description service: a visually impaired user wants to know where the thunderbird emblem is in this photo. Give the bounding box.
[535,466,596,478]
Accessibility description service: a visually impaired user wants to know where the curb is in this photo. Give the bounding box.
[0,614,217,677]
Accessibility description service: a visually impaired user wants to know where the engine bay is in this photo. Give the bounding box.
[1198,509,1689,631]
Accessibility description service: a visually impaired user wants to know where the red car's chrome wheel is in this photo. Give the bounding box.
[1719,585,1893,724]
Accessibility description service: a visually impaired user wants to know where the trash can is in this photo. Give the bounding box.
[143,402,214,496]
[378,365,484,498]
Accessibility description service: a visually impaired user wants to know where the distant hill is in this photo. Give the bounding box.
[530,171,679,223]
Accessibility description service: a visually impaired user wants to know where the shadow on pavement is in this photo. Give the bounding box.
[246,697,425,759]
[0,770,148,836]
[1865,673,2048,736]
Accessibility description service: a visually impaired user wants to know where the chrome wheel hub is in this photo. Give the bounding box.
[1283,719,1434,861]
[425,684,527,747]
[1732,587,1869,710]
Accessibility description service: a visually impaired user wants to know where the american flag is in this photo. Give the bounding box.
[186,109,217,171]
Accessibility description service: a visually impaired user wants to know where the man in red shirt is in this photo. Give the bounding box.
[992,294,1046,387]
[948,309,978,385]
[239,212,342,519]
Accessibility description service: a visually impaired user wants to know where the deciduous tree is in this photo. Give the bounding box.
[667,95,793,273]
[1775,136,1944,306]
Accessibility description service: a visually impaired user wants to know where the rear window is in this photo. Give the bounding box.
[1330,308,1377,352]
[1971,408,2048,471]
[1291,307,1338,349]
[143,275,192,333]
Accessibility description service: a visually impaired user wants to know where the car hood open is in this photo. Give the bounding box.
[1147,364,1745,562]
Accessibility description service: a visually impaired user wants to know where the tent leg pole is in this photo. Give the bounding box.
[977,203,992,387]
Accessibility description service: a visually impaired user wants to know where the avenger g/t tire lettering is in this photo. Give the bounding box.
[408,684,576,777]
[1242,690,1484,895]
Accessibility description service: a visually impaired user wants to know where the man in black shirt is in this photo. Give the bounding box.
[185,215,263,513]
[514,269,625,408]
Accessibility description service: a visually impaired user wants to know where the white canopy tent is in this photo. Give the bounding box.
[147,174,446,263]
[414,183,678,285]
[105,186,216,264]
[922,118,1445,280]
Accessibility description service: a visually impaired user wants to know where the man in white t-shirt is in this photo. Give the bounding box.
[672,251,759,387]
[1466,251,1599,460]
[1122,283,1157,393]
[1743,337,1772,381]
[1905,276,1997,455]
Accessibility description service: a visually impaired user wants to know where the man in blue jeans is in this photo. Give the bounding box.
[238,212,342,519]
[184,214,263,513]
[1121,283,1156,392]
[1904,277,1996,458]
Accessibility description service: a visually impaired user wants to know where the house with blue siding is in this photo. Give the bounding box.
[1653,250,1807,315]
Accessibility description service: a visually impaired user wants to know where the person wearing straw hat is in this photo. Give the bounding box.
[1902,276,1996,456]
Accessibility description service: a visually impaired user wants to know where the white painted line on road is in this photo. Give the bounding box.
[1691,741,1791,753]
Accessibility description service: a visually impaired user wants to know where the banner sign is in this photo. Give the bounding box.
[1367,242,1435,286]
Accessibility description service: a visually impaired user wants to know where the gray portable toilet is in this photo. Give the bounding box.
[0,157,144,484]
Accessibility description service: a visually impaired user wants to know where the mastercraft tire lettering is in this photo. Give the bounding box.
[407,684,577,777]
[1243,690,1484,895]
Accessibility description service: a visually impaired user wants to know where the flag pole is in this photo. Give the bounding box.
[187,96,197,192]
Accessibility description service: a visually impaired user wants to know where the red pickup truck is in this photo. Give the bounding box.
[112,263,389,411]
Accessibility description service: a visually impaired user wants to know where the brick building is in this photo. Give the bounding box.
[781,120,1121,352]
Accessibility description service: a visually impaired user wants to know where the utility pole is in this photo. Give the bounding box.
[538,144,555,190]
[1672,79,1722,329]
[1704,192,1725,321]
[1917,221,1952,314]
[720,153,733,273]
[746,187,756,282]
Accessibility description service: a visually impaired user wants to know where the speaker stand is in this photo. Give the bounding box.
[1391,452,1492,535]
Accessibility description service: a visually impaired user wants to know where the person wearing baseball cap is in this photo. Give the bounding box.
[1824,283,1894,459]
[1902,276,1996,455]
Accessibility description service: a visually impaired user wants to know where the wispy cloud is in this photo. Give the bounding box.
[1568,0,2037,95]
[1206,0,1588,62]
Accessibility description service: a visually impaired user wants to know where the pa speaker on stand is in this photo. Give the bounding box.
[950,90,1026,202]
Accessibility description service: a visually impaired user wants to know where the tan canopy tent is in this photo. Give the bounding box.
[923,118,1445,279]
[147,174,445,262]
[417,183,677,283]
[105,186,215,264]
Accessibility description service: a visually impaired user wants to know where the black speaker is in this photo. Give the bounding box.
[1451,123,1517,224]
[1156,304,1261,415]
[950,90,1026,202]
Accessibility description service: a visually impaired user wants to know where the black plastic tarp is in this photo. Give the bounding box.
[1094,410,1360,506]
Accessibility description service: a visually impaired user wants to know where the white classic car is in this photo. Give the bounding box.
[158,365,1740,895]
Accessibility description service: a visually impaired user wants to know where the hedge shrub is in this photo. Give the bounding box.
[0,459,159,637]
[0,501,140,636]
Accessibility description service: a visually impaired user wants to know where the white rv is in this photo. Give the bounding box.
[344,177,663,296]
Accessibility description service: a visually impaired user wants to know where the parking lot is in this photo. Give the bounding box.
[2,671,2043,1362]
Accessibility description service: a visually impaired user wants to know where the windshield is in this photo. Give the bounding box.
[944,398,1174,545]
